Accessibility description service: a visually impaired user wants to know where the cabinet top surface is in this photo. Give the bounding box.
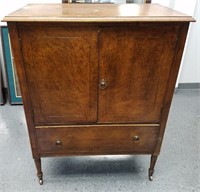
[3,3,194,22]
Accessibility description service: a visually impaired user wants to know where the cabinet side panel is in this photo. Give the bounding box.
[7,23,39,158]
[154,23,190,155]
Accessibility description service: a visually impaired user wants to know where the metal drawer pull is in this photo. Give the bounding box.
[99,79,107,89]
[56,139,62,145]
[132,136,140,142]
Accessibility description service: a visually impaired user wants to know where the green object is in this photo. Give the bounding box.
[1,26,22,104]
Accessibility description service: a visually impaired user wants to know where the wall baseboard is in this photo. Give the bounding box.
[178,83,200,89]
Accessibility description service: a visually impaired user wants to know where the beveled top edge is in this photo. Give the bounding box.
[2,3,195,22]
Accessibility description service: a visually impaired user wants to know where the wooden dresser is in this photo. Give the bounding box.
[3,4,194,184]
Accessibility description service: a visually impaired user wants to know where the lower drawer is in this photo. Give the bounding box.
[36,125,159,155]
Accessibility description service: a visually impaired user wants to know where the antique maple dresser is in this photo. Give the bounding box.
[3,3,194,184]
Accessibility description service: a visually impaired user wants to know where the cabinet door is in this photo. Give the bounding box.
[99,25,180,123]
[19,25,98,125]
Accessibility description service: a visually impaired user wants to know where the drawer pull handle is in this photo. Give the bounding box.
[133,136,140,142]
[56,140,62,145]
[99,79,107,89]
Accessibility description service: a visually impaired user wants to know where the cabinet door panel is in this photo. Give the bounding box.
[99,25,180,123]
[19,25,98,125]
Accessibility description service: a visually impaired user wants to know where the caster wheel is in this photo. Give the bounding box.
[149,175,153,181]
[39,179,43,185]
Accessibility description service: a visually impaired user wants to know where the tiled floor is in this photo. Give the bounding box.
[0,89,199,192]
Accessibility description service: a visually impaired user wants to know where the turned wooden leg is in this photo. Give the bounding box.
[148,155,158,181]
[34,158,43,185]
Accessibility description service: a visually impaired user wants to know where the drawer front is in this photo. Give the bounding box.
[36,125,159,155]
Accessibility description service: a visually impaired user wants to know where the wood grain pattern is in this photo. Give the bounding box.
[18,24,99,125]
[2,4,195,22]
[99,24,180,123]
[36,125,159,155]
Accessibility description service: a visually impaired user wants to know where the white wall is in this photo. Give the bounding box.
[152,0,199,84]
[179,0,199,83]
